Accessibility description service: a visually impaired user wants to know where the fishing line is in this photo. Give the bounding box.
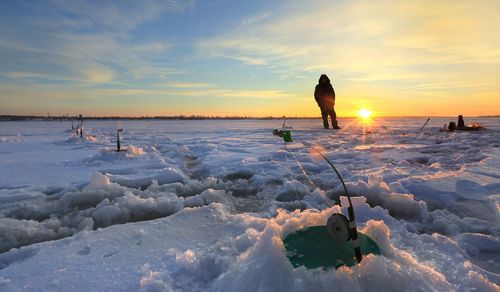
[274,126,334,206]
[282,143,302,203]
[274,127,353,207]
[284,143,334,207]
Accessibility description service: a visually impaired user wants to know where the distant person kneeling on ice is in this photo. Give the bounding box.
[447,115,465,131]
[445,114,485,131]
[457,115,465,128]
[314,74,340,129]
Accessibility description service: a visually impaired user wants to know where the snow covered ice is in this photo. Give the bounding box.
[0,118,499,291]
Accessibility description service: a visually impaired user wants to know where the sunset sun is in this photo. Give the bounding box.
[357,108,372,120]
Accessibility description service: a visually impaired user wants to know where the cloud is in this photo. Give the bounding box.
[240,12,272,26]
[134,42,172,53]
[45,0,195,32]
[83,66,115,83]
[212,53,267,66]
[162,82,216,88]
[199,0,500,81]
[0,81,294,107]
[5,72,51,79]
[0,1,189,84]
[89,87,293,100]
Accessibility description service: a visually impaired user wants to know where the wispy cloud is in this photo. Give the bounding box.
[4,72,51,79]
[212,53,268,66]
[83,67,115,83]
[240,12,272,26]
[161,82,216,88]
[0,0,191,85]
[200,0,500,81]
[89,87,293,100]
[44,0,194,32]
[0,81,293,105]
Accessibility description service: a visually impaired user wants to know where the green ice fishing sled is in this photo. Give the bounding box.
[284,225,380,269]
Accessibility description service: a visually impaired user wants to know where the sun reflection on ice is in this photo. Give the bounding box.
[356,108,376,146]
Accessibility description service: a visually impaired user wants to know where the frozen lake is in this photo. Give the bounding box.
[0,117,499,291]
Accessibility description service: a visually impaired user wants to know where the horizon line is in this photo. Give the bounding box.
[1,114,499,121]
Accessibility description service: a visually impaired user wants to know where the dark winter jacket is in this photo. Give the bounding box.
[314,74,335,109]
[457,115,465,128]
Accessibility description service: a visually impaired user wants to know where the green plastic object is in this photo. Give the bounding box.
[284,225,380,269]
[282,130,292,142]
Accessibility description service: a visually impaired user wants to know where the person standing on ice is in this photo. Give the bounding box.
[314,74,340,129]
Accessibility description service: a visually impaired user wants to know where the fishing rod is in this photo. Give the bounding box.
[79,114,83,138]
[116,129,124,152]
[272,127,363,263]
[318,152,362,263]
[420,118,430,131]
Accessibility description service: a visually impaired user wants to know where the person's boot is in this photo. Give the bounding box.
[332,120,341,129]
[323,118,329,129]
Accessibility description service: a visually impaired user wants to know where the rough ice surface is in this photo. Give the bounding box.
[0,118,499,291]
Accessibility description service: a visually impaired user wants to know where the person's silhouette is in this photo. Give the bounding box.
[314,74,340,129]
[457,115,465,128]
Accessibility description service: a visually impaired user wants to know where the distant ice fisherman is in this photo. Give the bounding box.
[444,115,486,132]
[314,74,340,129]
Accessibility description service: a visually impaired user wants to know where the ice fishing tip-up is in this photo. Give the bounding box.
[272,129,292,143]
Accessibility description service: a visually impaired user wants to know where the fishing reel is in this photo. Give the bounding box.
[327,213,352,243]
[317,151,363,262]
[272,129,293,142]
[326,206,362,263]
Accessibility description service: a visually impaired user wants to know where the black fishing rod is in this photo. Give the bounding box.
[77,114,83,138]
[420,118,430,131]
[116,129,123,151]
[318,152,362,263]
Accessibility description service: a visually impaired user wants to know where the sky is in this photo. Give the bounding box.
[0,0,499,117]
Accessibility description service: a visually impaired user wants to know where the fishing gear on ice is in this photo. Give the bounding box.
[272,128,380,269]
[272,129,292,143]
[116,129,126,152]
[75,114,84,138]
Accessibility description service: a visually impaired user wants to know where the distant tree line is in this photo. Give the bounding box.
[0,115,322,121]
